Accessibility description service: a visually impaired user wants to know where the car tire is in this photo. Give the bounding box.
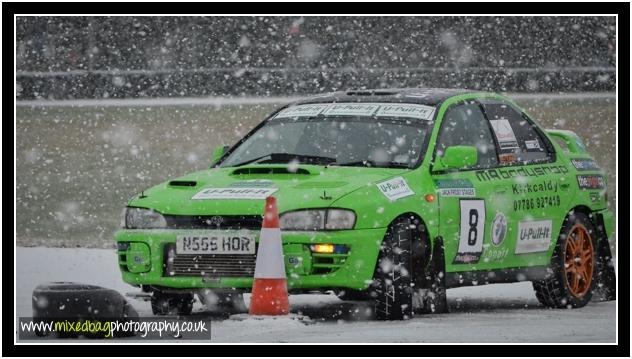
[533,212,597,308]
[370,218,415,320]
[151,291,194,316]
[414,237,448,315]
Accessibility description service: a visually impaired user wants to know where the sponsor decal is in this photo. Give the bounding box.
[377,177,415,201]
[475,165,568,182]
[230,179,274,188]
[525,139,541,150]
[324,103,380,116]
[499,153,517,164]
[490,119,519,150]
[374,104,435,120]
[435,179,476,197]
[571,158,599,171]
[499,141,520,150]
[274,103,436,121]
[513,195,561,211]
[512,180,558,195]
[490,212,507,246]
[589,192,601,203]
[515,219,552,254]
[192,187,278,200]
[482,247,509,261]
[577,175,605,190]
[274,104,329,118]
[453,199,486,264]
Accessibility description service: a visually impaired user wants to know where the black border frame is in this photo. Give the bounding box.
[6,2,630,357]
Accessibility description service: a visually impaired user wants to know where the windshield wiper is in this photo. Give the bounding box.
[332,160,411,169]
[231,153,337,167]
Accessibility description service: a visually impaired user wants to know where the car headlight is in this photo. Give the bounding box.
[280,209,355,230]
[124,207,167,229]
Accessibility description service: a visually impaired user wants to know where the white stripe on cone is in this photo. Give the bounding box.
[254,228,286,279]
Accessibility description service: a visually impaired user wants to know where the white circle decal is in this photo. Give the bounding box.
[491,212,507,246]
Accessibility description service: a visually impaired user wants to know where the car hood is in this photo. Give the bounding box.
[127,164,409,215]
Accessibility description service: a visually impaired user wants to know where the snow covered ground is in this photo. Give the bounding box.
[15,246,616,343]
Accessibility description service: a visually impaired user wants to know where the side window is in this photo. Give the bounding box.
[480,101,553,165]
[436,102,498,169]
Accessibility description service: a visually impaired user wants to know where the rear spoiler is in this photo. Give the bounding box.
[545,129,587,154]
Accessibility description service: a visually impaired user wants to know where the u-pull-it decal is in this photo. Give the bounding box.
[377,177,415,201]
[453,199,486,264]
[515,219,552,254]
[192,187,278,200]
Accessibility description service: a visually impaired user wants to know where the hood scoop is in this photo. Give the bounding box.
[168,180,198,187]
[231,167,311,176]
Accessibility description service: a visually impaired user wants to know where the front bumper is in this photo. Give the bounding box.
[114,228,386,291]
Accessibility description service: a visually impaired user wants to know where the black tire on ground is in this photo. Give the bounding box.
[415,237,449,315]
[31,282,138,338]
[533,212,598,308]
[151,291,194,316]
[370,218,415,320]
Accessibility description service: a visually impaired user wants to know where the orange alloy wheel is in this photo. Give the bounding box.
[564,224,594,298]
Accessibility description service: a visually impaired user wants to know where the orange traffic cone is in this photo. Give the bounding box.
[249,196,290,315]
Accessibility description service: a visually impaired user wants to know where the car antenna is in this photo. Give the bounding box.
[139,190,147,199]
[320,190,332,200]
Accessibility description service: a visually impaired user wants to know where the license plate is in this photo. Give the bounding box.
[176,233,256,255]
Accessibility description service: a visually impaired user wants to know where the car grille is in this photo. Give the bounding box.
[164,244,256,278]
[163,215,263,230]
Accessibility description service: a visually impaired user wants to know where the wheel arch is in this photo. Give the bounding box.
[564,205,614,270]
[384,212,433,280]
[385,212,431,245]
[564,205,599,230]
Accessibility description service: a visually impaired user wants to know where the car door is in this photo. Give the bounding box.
[432,100,515,272]
[478,99,562,268]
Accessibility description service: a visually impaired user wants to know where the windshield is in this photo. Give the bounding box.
[220,102,436,169]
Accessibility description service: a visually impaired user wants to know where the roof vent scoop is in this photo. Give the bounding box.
[168,180,197,187]
[346,90,398,96]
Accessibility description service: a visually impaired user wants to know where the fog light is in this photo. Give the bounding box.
[310,244,349,254]
[310,244,334,253]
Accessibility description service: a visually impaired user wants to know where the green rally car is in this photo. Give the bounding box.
[115,88,616,320]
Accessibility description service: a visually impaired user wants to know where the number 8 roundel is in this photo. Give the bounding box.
[454,199,486,264]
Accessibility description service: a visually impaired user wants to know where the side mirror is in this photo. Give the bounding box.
[211,145,229,166]
[435,145,478,171]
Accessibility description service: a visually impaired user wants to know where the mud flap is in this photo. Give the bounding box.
[419,237,449,314]
[593,229,616,301]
